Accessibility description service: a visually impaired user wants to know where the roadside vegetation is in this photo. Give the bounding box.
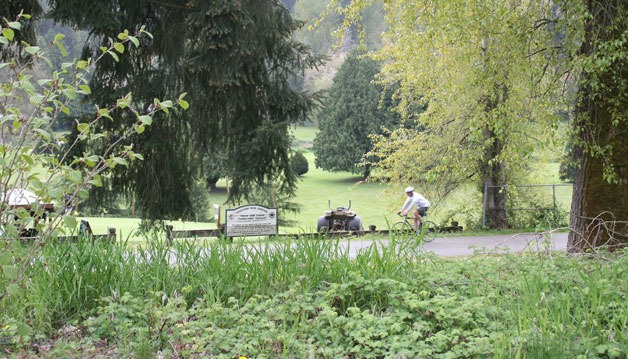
[1,235,625,358]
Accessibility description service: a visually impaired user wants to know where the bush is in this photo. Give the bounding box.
[291,150,309,176]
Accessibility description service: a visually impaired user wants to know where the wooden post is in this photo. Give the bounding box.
[165,224,173,246]
[214,204,221,228]
[108,227,116,242]
[131,192,135,218]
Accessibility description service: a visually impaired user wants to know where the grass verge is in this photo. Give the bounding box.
[0,231,625,358]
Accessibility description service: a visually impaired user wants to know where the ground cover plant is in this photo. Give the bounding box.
[1,232,625,358]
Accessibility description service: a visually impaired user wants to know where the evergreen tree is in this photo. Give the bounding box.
[0,0,42,61]
[312,51,400,178]
[45,0,324,222]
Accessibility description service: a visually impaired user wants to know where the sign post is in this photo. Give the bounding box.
[225,205,277,237]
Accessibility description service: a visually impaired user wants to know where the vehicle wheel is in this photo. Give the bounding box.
[391,221,414,238]
[348,217,363,231]
[420,220,438,242]
[317,217,330,233]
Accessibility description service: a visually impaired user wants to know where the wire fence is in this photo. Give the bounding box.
[482,183,573,228]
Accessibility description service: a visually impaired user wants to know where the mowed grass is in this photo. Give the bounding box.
[81,125,572,238]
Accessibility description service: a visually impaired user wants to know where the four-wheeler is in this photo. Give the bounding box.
[317,200,363,232]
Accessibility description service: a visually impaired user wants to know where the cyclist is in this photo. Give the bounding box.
[397,186,430,232]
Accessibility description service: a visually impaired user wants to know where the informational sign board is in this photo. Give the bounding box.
[225,205,278,237]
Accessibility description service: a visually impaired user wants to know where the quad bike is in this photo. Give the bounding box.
[317,200,363,232]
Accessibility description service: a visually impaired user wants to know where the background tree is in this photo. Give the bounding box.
[568,0,627,251]
[0,0,41,62]
[335,0,568,228]
[312,51,401,178]
[45,0,324,223]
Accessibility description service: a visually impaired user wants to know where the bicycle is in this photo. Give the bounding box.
[391,213,439,242]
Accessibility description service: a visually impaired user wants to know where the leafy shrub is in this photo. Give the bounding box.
[0,14,187,344]
[290,150,309,176]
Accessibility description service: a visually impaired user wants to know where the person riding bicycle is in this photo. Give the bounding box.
[397,186,430,232]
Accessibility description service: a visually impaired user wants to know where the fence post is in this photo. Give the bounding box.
[482,181,488,228]
[552,184,558,227]
[165,224,173,246]
[107,227,116,242]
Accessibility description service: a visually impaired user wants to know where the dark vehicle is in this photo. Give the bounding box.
[317,200,363,232]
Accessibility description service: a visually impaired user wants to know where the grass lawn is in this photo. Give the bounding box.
[79,125,573,239]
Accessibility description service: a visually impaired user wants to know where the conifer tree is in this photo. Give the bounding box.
[44,0,323,221]
[313,52,401,178]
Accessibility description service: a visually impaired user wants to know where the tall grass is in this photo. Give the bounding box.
[1,230,625,357]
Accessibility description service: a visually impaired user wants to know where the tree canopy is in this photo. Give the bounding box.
[337,0,568,228]
[313,51,401,178]
[42,0,324,222]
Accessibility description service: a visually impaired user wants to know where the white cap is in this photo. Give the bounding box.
[405,186,414,193]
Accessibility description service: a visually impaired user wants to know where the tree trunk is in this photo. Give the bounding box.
[206,176,219,191]
[480,81,509,229]
[568,96,628,251]
[568,0,628,252]
[482,128,509,229]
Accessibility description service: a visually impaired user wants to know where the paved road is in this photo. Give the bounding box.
[162,232,569,264]
[337,231,568,259]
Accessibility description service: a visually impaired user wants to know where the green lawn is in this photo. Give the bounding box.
[81,125,572,238]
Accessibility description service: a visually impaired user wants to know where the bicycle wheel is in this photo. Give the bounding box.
[391,220,415,238]
[419,220,438,242]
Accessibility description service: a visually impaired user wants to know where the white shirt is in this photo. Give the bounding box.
[401,192,430,211]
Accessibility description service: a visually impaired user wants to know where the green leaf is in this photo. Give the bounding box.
[77,123,90,133]
[2,29,15,41]
[55,41,67,57]
[29,95,45,105]
[117,30,129,40]
[62,88,77,100]
[129,36,140,47]
[76,60,89,69]
[25,46,40,55]
[53,33,66,43]
[86,155,100,165]
[113,157,129,166]
[138,115,153,125]
[114,42,125,54]
[63,215,78,230]
[97,108,112,120]
[35,129,52,141]
[178,99,189,110]
[89,174,103,187]
[68,170,83,184]
[78,85,91,94]
[7,21,22,30]
[107,51,120,62]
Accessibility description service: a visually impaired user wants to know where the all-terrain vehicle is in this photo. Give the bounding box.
[317,200,363,232]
